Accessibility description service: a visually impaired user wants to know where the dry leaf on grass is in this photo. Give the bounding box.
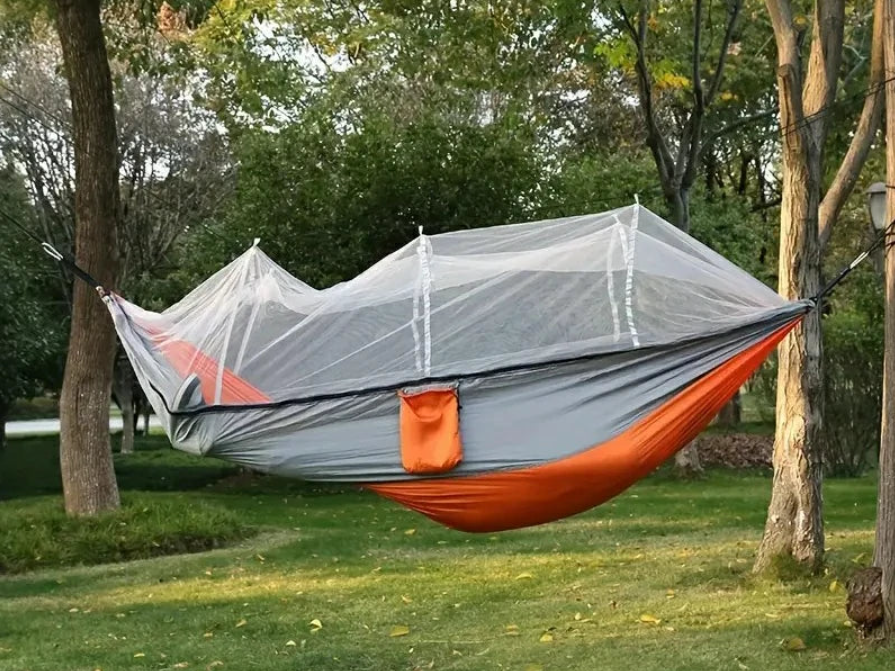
[639,614,661,625]
[539,633,554,643]
[390,625,410,637]
[309,619,323,631]
[784,637,806,651]
[515,573,533,580]
[235,619,247,628]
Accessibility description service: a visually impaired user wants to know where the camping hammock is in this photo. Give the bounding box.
[106,203,810,532]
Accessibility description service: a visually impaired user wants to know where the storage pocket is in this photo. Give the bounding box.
[398,386,463,475]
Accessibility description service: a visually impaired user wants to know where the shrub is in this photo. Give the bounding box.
[748,310,883,477]
[0,494,254,574]
[821,311,883,477]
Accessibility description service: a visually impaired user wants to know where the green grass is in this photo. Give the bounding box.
[0,435,890,671]
[0,494,252,574]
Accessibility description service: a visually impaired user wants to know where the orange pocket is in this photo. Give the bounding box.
[399,387,463,475]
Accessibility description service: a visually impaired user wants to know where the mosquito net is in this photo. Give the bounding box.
[110,203,790,407]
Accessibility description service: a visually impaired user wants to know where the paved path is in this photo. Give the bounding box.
[7,415,162,438]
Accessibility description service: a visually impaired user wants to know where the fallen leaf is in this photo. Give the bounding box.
[666,589,676,598]
[515,573,533,580]
[206,663,224,670]
[286,640,296,647]
[784,637,806,651]
[235,619,247,628]
[539,633,554,643]
[524,665,544,671]
[639,614,661,625]
[852,553,867,564]
[574,612,582,621]
[390,625,410,637]
[203,632,214,639]
[736,658,749,670]
[69,608,79,613]
[133,653,145,658]
[829,580,840,592]
[309,619,323,631]
[173,664,189,669]
[404,529,416,536]
[401,595,412,604]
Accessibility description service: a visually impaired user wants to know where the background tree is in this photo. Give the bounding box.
[754,0,883,572]
[53,0,122,515]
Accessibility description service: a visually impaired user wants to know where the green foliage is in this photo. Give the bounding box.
[0,494,251,574]
[688,194,778,285]
[821,305,883,478]
[0,166,66,426]
[7,396,59,421]
[191,109,546,287]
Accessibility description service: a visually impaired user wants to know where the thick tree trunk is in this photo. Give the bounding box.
[873,0,895,639]
[113,358,135,455]
[754,65,824,573]
[55,0,121,515]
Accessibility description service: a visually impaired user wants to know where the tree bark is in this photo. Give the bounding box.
[754,60,825,573]
[113,356,136,455]
[55,0,121,515]
[872,0,895,640]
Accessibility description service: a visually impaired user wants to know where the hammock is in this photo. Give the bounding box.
[108,203,810,532]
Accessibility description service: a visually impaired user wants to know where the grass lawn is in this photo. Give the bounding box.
[0,435,889,671]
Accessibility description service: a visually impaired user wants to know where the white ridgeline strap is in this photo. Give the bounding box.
[607,216,622,343]
[623,202,640,348]
[411,269,423,374]
[417,226,433,376]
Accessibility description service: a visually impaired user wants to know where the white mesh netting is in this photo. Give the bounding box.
[113,203,789,404]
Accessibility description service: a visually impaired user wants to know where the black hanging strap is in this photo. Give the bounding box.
[40,242,106,296]
[813,218,895,304]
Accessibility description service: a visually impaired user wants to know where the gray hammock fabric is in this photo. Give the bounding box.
[108,203,807,483]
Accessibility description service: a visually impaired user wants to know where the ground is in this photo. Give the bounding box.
[0,435,889,671]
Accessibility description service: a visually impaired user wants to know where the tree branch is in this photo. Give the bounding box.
[701,108,779,150]
[818,0,884,251]
[802,0,845,147]
[692,0,705,116]
[618,0,675,187]
[705,0,744,106]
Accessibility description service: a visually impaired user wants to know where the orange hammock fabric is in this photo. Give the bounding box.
[367,320,797,532]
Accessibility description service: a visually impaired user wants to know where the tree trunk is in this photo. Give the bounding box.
[872,0,895,639]
[754,64,824,573]
[113,357,135,455]
[55,0,121,516]
[716,390,742,427]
